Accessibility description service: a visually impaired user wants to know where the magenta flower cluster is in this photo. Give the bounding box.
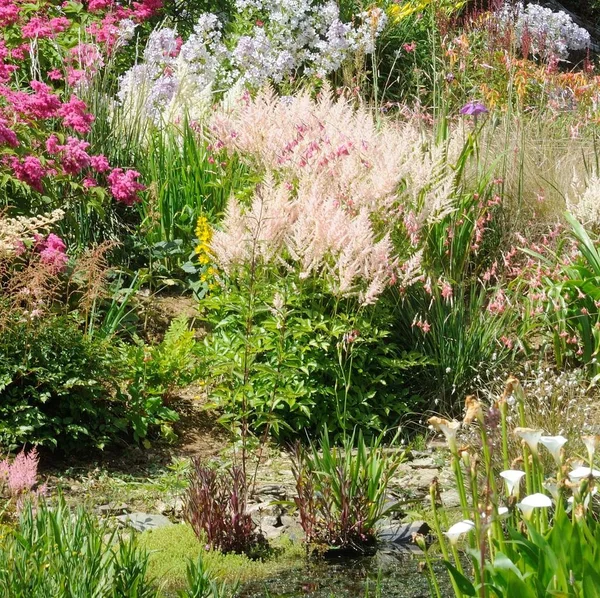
[37,232,68,272]
[0,0,163,205]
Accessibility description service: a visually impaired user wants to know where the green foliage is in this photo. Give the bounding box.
[291,428,405,551]
[200,273,427,441]
[444,511,600,597]
[177,557,236,598]
[0,498,157,598]
[428,377,600,598]
[0,309,190,450]
[0,314,127,451]
[518,213,600,375]
[122,316,199,442]
[136,123,253,279]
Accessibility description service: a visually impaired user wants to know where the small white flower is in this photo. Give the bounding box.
[539,435,567,465]
[500,470,526,497]
[517,493,552,520]
[496,506,510,519]
[445,520,475,546]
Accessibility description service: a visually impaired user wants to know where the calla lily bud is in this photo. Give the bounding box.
[428,417,461,453]
[582,435,600,463]
[463,395,483,425]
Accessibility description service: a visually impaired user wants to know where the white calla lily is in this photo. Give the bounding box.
[517,493,552,520]
[428,417,461,452]
[497,506,510,519]
[568,487,597,510]
[444,520,475,546]
[500,470,526,497]
[543,480,560,502]
[582,435,600,463]
[539,435,567,465]
[568,466,600,481]
[514,427,543,456]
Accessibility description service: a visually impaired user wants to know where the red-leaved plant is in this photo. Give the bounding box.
[184,460,267,556]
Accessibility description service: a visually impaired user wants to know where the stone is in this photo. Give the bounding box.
[97,503,129,515]
[378,520,430,545]
[405,468,438,490]
[116,513,173,533]
[441,488,461,508]
[279,515,297,528]
[254,484,287,498]
[261,524,284,541]
[408,457,437,469]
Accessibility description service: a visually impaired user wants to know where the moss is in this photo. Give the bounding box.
[140,523,306,593]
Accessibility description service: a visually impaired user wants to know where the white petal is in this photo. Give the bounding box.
[519,493,552,508]
[569,466,600,481]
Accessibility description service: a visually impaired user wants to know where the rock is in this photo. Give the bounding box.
[279,515,296,528]
[260,515,281,528]
[155,497,185,516]
[408,457,437,469]
[116,513,173,533]
[261,524,284,541]
[97,503,129,515]
[254,484,287,497]
[405,468,438,490]
[441,488,461,508]
[378,521,430,545]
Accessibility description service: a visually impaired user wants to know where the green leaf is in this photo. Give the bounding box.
[443,561,476,596]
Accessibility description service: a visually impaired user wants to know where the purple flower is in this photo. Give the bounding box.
[460,101,488,116]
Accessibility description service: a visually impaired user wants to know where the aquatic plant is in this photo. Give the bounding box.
[291,429,404,552]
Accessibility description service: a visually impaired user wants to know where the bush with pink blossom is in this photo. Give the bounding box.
[0,0,164,245]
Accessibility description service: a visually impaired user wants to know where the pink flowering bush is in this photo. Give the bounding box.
[0,0,163,243]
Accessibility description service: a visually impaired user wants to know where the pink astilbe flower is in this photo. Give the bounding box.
[107,168,144,205]
[60,136,91,174]
[21,16,70,39]
[38,233,68,272]
[212,177,395,305]
[88,0,114,12]
[58,95,95,134]
[0,448,40,496]
[3,81,62,120]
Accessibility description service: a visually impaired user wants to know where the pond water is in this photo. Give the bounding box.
[239,551,453,598]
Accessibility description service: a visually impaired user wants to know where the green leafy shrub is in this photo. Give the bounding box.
[0,309,187,450]
[123,316,200,442]
[0,314,127,451]
[200,275,427,440]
